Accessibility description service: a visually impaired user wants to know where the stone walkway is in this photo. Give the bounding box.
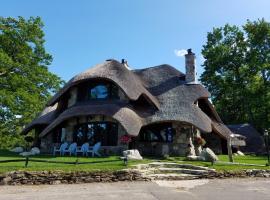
[133,162,215,180]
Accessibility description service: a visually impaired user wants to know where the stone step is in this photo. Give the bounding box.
[148,162,215,171]
[146,173,200,180]
[134,164,150,170]
[154,167,209,175]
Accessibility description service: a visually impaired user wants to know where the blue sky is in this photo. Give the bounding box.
[1,0,270,81]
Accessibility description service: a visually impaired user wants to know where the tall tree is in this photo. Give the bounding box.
[0,16,63,148]
[201,19,270,132]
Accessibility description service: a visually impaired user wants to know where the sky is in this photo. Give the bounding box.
[1,0,270,81]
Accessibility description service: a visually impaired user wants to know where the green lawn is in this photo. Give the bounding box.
[0,150,269,174]
[0,150,153,174]
[167,155,270,171]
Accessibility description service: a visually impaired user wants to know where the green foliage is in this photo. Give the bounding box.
[0,16,64,149]
[201,19,270,132]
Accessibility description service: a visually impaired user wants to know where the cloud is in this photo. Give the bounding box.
[174,49,187,57]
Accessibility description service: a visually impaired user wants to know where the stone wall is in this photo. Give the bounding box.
[0,170,149,185]
[40,115,128,155]
[135,123,195,156]
[40,134,54,153]
[201,132,223,154]
[67,87,78,107]
[1,169,270,185]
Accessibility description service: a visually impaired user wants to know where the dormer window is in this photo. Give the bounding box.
[90,85,108,99]
[87,82,119,100]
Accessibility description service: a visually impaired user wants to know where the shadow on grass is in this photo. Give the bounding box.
[0,149,116,160]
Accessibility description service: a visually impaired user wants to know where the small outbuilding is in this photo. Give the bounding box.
[228,124,265,154]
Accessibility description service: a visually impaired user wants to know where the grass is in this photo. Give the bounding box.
[0,150,153,174]
[167,155,270,171]
[0,149,269,174]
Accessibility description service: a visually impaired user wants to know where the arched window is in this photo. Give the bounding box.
[88,83,119,100]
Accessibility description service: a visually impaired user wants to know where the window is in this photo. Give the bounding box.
[88,83,119,100]
[90,85,108,99]
[140,123,175,143]
[73,122,118,146]
[53,128,67,143]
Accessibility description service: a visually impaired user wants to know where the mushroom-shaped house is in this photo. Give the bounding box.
[22,50,233,156]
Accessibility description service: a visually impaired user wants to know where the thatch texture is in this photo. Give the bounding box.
[228,124,265,153]
[39,102,143,137]
[133,65,212,132]
[46,60,160,109]
[21,104,58,135]
[211,120,233,139]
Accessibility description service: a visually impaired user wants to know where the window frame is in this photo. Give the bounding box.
[73,121,118,146]
[87,82,119,100]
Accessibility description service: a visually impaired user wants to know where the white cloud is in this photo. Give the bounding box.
[174,49,187,57]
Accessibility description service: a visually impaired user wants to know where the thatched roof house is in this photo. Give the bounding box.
[22,49,233,156]
[228,124,265,153]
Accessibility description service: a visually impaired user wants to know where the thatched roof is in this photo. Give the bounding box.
[228,124,265,153]
[23,60,232,139]
[132,65,212,132]
[211,120,232,139]
[39,102,143,137]
[21,104,58,135]
[46,60,160,109]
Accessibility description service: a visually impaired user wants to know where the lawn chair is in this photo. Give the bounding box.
[81,142,90,156]
[88,142,101,157]
[53,142,68,156]
[65,142,77,156]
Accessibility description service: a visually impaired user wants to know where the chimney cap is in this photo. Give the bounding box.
[187,48,195,55]
[121,59,128,64]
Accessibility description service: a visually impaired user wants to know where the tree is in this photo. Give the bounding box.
[200,19,270,133]
[0,16,63,148]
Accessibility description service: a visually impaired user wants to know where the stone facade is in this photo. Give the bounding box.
[40,115,128,155]
[201,132,223,154]
[185,49,197,83]
[67,87,78,107]
[135,122,196,157]
[0,170,149,185]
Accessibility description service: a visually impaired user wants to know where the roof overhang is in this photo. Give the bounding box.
[39,103,143,138]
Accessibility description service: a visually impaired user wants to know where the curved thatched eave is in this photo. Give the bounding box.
[46,60,160,109]
[197,98,222,123]
[142,103,212,133]
[211,120,232,139]
[21,104,58,135]
[185,84,211,102]
[39,103,143,138]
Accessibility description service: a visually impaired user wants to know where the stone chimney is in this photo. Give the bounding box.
[185,49,197,83]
